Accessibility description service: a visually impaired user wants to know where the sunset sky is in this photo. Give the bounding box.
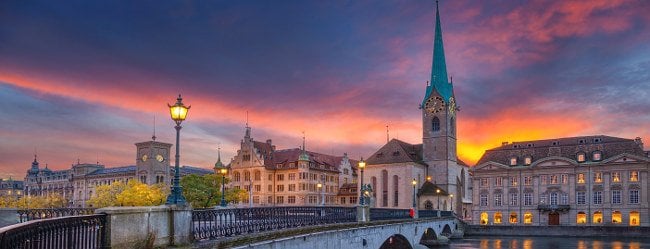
[1,0,649,177]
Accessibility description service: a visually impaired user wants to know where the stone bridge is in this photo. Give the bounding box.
[195,217,462,249]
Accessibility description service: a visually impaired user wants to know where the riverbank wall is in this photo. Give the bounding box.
[466,225,650,238]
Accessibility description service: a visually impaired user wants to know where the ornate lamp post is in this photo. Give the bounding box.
[219,168,228,207]
[358,158,366,206]
[166,94,190,205]
[412,178,417,209]
[436,189,441,209]
[317,183,323,206]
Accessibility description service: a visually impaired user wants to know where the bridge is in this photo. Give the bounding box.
[0,206,464,249]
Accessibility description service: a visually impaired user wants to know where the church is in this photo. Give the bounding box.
[363,2,471,217]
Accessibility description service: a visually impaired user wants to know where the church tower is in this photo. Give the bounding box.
[135,134,172,186]
[421,1,458,187]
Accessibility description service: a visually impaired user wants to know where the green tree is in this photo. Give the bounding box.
[225,188,248,203]
[180,174,223,208]
[87,181,126,208]
[116,180,168,206]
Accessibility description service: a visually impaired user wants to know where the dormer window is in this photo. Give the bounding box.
[577,152,586,163]
[510,157,518,166]
[527,143,533,147]
[579,139,585,144]
[594,138,601,143]
[592,151,602,161]
[524,156,532,165]
[513,145,519,149]
[552,141,559,146]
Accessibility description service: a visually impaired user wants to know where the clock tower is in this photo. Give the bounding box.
[135,136,172,186]
[421,1,458,188]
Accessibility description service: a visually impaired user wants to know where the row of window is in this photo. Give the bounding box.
[231,172,338,183]
[233,184,339,193]
[479,190,640,207]
[479,171,640,188]
[509,151,603,166]
[479,211,641,226]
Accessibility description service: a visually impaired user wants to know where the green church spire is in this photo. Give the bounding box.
[422,0,452,106]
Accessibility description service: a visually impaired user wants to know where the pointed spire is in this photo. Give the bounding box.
[299,131,309,161]
[152,115,157,141]
[214,146,224,169]
[422,0,453,106]
[244,111,251,140]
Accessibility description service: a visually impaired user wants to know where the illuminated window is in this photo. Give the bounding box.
[509,212,518,224]
[480,212,489,225]
[612,211,622,223]
[561,174,568,184]
[524,157,532,165]
[510,157,517,166]
[524,212,533,224]
[495,177,502,187]
[593,211,603,224]
[577,153,586,162]
[612,172,621,182]
[592,151,602,161]
[577,173,585,184]
[510,177,518,186]
[594,172,603,183]
[630,211,640,226]
[577,212,587,224]
[629,171,639,182]
[494,212,502,224]
[550,175,558,184]
[524,176,532,186]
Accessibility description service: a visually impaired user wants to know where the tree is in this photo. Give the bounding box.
[180,174,223,208]
[116,180,168,206]
[225,188,248,203]
[0,194,68,209]
[87,181,126,208]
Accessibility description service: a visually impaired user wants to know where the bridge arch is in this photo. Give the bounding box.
[379,234,412,249]
[418,228,438,244]
[441,224,452,237]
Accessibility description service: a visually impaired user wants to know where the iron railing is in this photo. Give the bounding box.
[17,208,97,223]
[369,208,411,220]
[0,214,107,249]
[192,206,356,241]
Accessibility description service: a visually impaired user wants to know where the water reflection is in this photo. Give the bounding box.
[447,236,650,249]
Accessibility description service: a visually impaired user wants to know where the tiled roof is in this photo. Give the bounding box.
[179,165,213,175]
[85,166,136,176]
[337,183,358,196]
[418,181,448,196]
[265,148,341,172]
[366,139,424,165]
[477,135,646,166]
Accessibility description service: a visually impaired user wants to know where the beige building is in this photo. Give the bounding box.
[362,2,471,215]
[0,177,23,199]
[471,135,649,226]
[24,136,211,207]
[223,126,357,206]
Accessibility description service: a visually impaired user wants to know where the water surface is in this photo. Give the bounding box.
[448,236,650,249]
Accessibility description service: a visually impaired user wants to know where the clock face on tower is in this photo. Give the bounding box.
[425,96,446,114]
[156,154,165,162]
[141,154,148,162]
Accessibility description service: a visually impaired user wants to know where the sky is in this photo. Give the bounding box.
[1,0,649,178]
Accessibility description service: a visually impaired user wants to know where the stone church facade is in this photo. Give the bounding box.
[363,2,471,216]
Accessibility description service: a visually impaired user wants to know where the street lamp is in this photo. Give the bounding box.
[436,189,441,209]
[219,168,228,207]
[450,194,454,212]
[166,94,190,205]
[317,183,323,206]
[412,178,417,209]
[358,158,366,206]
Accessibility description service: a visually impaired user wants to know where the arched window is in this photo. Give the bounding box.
[432,117,440,132]
[524,212,533,224]
[254,170,261,181]
[612,211,622,223]
[630,211,640,226]
[593,211,603,224]
[494,212,502,224]
[509,212,518,224]
[392,175,399,207]
[381,170,388,207]
[480,212,488,225]
[234,171,241,182]
[243,171,251,181]
[425,200,433,210]
[371,177,377,197]
[577,212,587,224]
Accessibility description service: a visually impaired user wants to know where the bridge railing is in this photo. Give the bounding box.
[0,214,107,249]
[418,210,454,218]
[192,206,356,241]
[17,208,97,223]
[369,208,411,220]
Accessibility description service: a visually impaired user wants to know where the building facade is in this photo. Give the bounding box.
[471,136,649,226]
[363,2,471,214]
[24,137,212,207]
[223,126,357,206]
[0,178,24,199]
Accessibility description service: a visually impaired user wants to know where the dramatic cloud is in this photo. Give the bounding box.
[1,0,648,177]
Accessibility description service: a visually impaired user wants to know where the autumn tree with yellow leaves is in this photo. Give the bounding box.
[87,180,169,208]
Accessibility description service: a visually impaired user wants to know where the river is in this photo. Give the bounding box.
[447,236,650,249]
